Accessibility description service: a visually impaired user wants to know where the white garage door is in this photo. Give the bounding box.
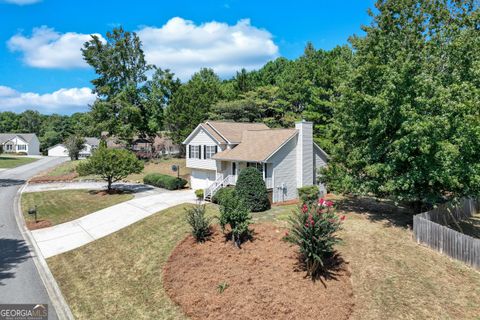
[48,145,68,157]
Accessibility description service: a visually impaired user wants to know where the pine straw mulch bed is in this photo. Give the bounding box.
[164,223,354,320]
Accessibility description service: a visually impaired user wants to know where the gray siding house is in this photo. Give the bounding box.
[0,133,40,155]
[183,121,328,203]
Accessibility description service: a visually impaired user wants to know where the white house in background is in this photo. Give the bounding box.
[183,120,328,203]
[48,137,100,158]
[0,133,40,155]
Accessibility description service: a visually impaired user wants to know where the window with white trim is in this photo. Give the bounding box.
[205,145,217,159]
[5,144,13,151]
[17,145,27,151]
[190,145,200,159]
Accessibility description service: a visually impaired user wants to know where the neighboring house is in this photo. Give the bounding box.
[131,134,181,157]
[183,120,328,203]
[0,133,40,155]
[48,137,100,158]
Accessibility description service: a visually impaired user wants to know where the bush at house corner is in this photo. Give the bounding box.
[235,167,270,212]
[143,173,187,190]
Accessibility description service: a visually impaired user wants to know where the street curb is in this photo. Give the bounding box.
[14,182,75,320]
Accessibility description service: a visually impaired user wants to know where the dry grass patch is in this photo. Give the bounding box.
[335,196,480,320]
[21,189,133,228]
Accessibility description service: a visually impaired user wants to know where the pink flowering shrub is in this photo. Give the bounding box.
[285,198,345,278]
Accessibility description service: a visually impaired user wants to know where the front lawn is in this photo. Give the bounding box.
[47,197,480,319]
[0,155,38,168]
[21,190,134,228]
[31,160,85,182]
[126,158,190,183]
[31,158,190,185]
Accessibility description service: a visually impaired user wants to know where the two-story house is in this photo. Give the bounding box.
[183,120,328,203]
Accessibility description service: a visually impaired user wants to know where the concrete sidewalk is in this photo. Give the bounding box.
[31,189,197,258]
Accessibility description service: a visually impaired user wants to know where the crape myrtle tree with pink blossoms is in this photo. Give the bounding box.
[285,198,345,279]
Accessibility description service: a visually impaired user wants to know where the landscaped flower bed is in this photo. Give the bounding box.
[163,222,353,320]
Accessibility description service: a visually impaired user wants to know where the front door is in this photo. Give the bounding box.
[231,162,236,177]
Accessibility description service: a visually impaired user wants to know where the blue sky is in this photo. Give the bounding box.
[0,0,374,114]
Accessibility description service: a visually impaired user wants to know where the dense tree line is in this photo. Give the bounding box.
[0,110,96,151]
[1,0,478,207]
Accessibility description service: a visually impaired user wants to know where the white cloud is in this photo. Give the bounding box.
[137,17,279,80]
[7,18,279,80]
[3,0,41,5]
[0,86,96,114]
[7,26,104,68]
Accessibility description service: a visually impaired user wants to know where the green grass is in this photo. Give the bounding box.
[47,198,480,320]
[48,203,218,320]
[21,190,134,226]
[0,155,38,168]
[47,160,83,177]
[126,158,191,183]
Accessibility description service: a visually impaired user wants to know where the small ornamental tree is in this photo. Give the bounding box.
[285,198,345,279]
[64,135,86,160]
[235,167,270,212]
[185,204,212,242]
[219,190,252,248]
[77,145,143,191]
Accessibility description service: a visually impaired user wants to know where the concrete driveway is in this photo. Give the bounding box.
[31,189,197,258]
[0,156,67,319]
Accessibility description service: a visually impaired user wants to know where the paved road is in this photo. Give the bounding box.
[0,157,67,319]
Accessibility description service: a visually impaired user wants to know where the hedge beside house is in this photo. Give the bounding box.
[235,167,270,212]
[297,185,320,204]
[143,173,187,190]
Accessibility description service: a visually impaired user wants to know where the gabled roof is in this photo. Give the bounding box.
[84,137,100,146]
[212,129,298,162]
[0,133,37,144]
[205,121,269,143]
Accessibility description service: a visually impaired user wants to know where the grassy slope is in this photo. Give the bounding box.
[47,200,480,320]
[0,156,38,168]
[46,160,82,177]
[21,190,134,226]
[126,158,191,183]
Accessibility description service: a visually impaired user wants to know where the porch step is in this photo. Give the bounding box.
[204,195,212,202]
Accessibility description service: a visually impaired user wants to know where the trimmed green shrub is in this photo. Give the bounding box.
[235,167,270,212]
[211,187,235,204]
[219,190,252,247]
[143,173,187,190]
[285,198,344,279]
[298,185,320,204]
[185,204,212,242]
[195,189,204,199]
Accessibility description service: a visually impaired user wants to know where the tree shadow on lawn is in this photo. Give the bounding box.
[0,179,25,188]
[337,195,414,228]
[0,238,31,286]
[88,183,155,195]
